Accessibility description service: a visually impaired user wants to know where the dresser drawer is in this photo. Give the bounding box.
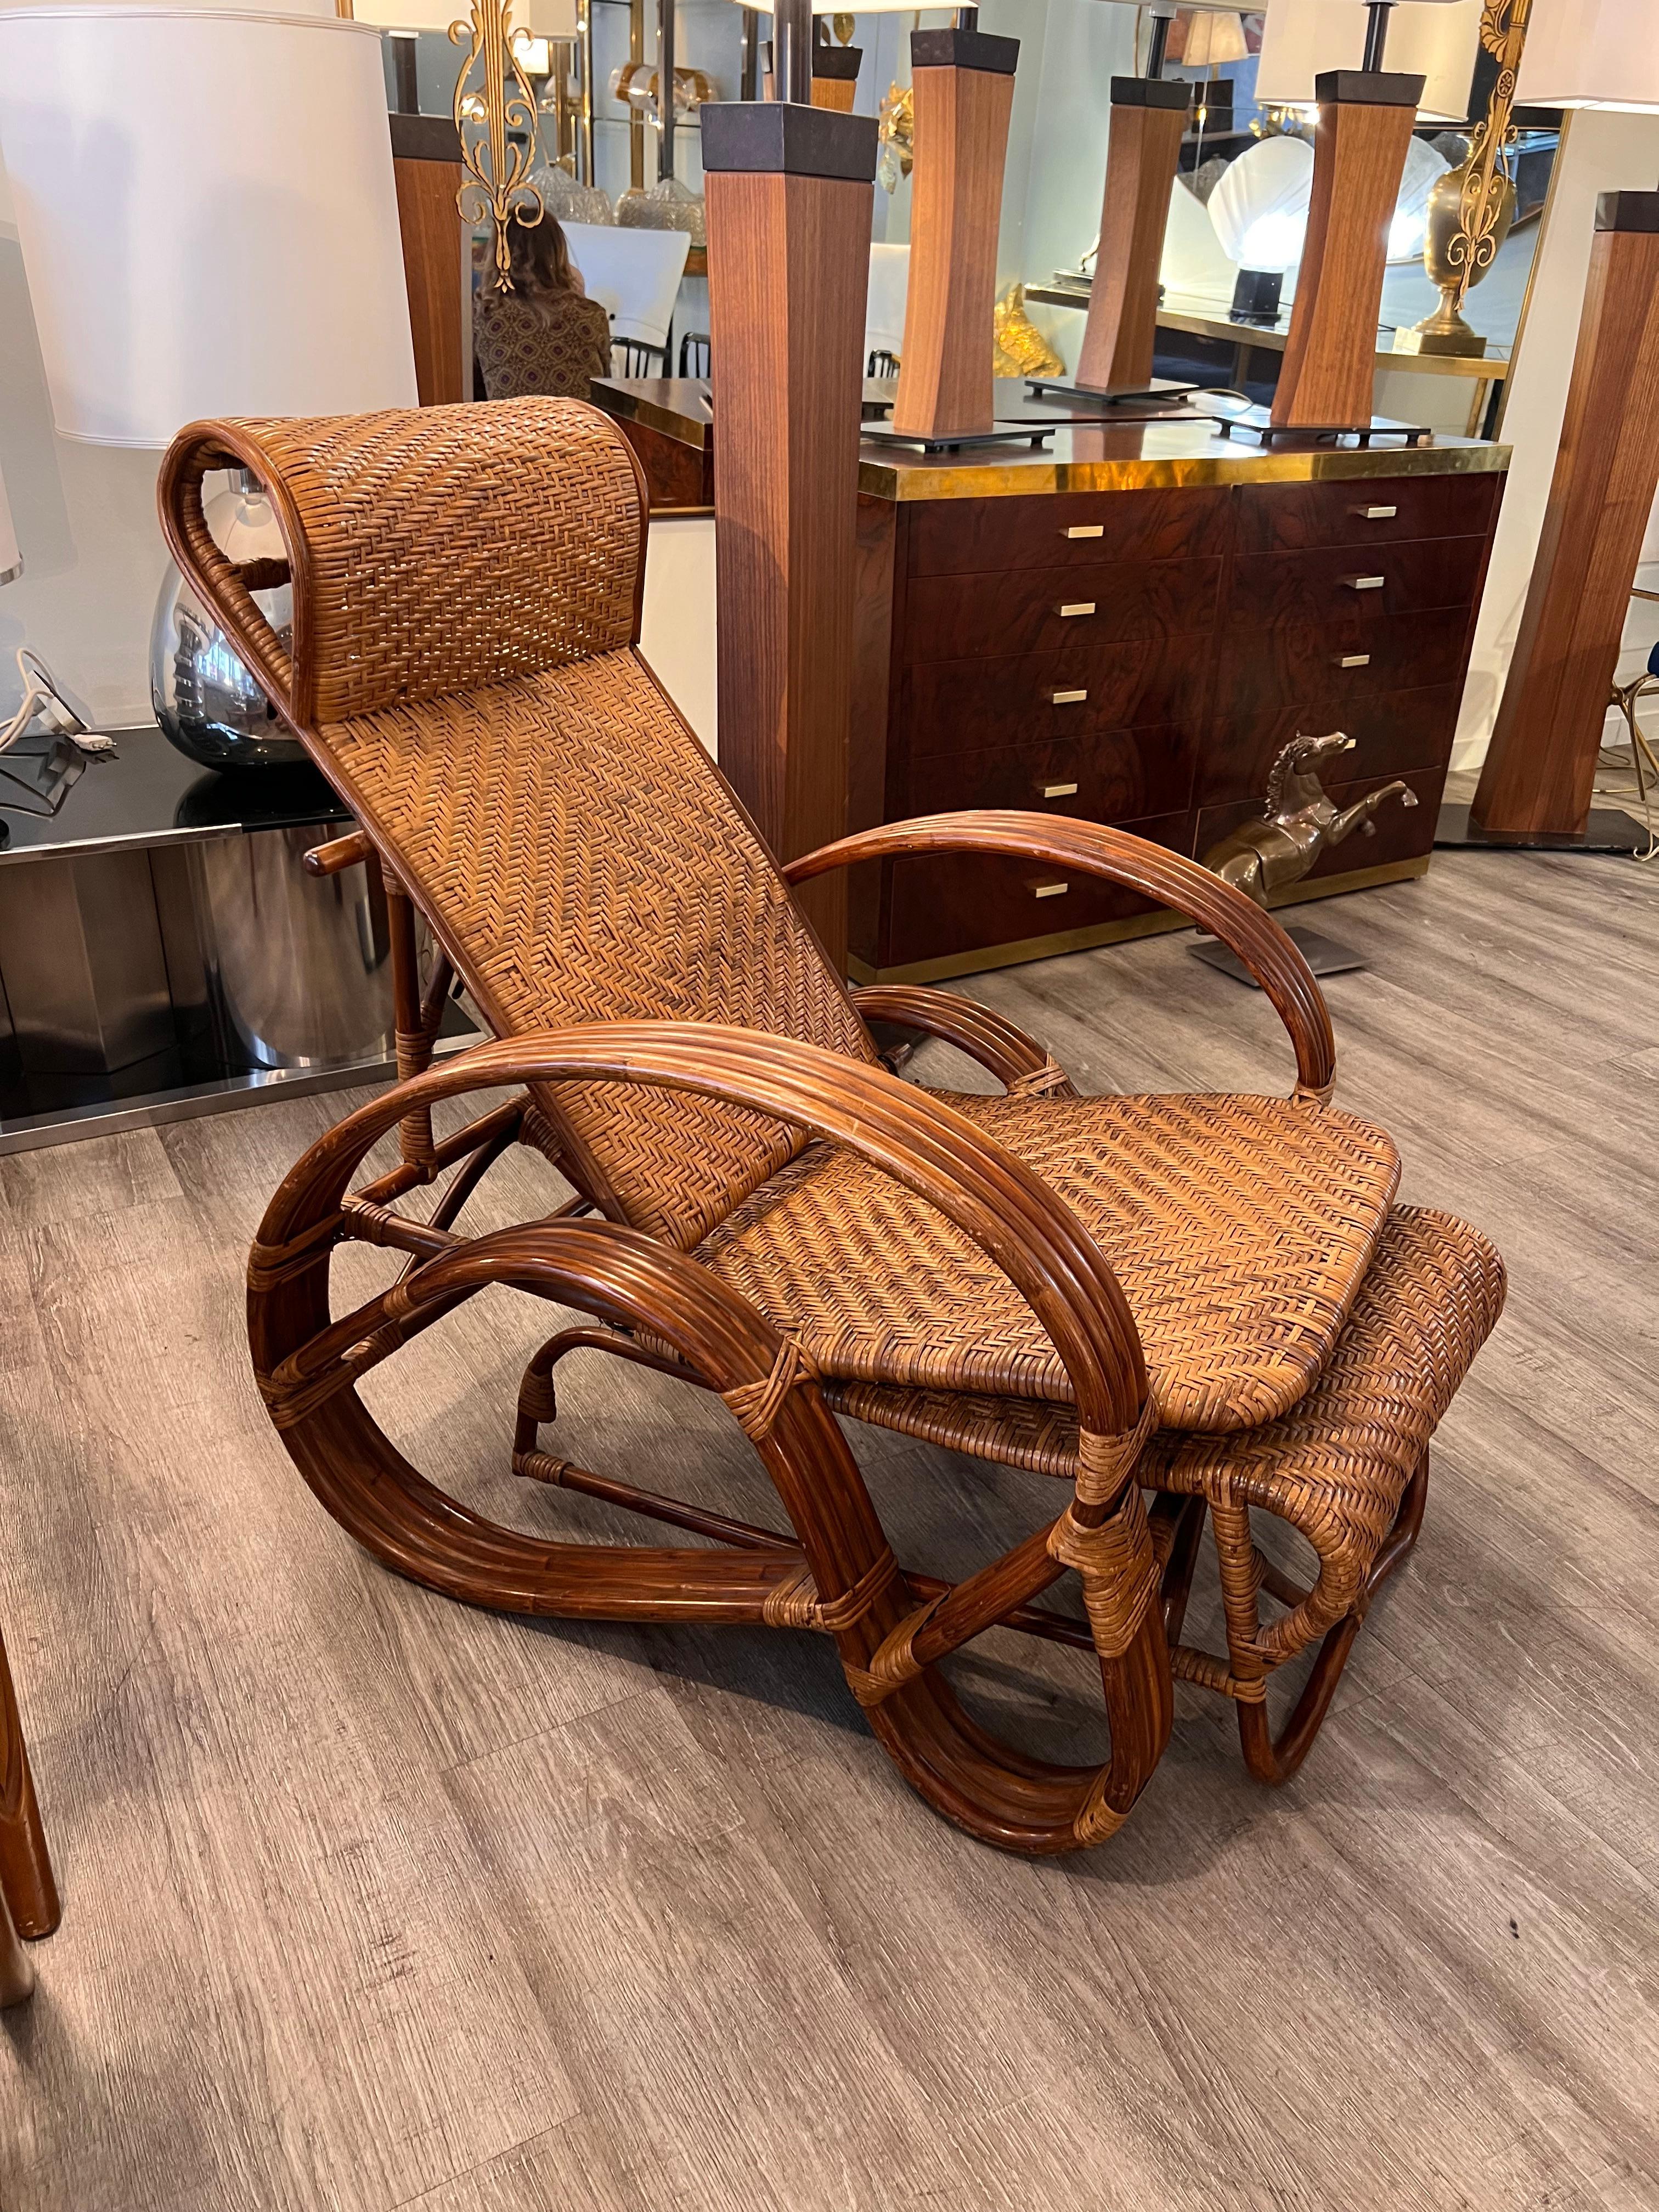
[884,811,1193,968]
[905,639,1207,759]
[1194,764,1444,881]
[1223,535,1488,632]
[1214,606,1473,718]
[905,560,1220,663]
[1234,472,1502,555]
[905,725,1196,822]
[1198,685,1463,807]
[907,486,1232,577]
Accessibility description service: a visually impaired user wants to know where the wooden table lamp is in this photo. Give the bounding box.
[888,22,1021,441]
[701,0,878,961]
[1075,2,1249,393]
[1472,0,1659,844]
[1255,0,1474,435]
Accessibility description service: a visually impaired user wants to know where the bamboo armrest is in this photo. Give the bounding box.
[787,812,1337,1104]
[259,1021,1150,1461]
[850,985,1071,1097]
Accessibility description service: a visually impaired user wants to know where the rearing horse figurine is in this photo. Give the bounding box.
[1201,732,1418,905]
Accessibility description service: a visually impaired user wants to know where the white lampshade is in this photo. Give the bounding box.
[1256,0,1481,124]
[1180,11,1250,66]
[1515,0,1659,112]
[1208,131,1315,271]
[0,463,18,588]
[0,7,418,447]
[352,0,578,33]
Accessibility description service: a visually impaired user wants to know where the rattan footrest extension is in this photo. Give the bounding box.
[827,1205,1506,1651]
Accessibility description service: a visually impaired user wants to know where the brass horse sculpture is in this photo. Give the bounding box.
[1201,732,1419,905]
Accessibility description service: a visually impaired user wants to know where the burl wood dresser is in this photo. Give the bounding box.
[590,380,1509,985]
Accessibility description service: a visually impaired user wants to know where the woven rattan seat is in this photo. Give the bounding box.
[830,1204,1503,1634]
[698,1090,1400,1431]
[160,397,1507,1846]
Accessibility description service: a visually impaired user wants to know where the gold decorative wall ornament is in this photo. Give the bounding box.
[877,81,913,194]
[992,283,1065,380]
[1403,0,1531,358]
[452,0,546,291]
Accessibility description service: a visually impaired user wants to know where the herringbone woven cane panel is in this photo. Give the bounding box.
[239,402,641,723]
[320,652,881,1245]
[697,1090,1399,1430]
[829,1206,1505,1655]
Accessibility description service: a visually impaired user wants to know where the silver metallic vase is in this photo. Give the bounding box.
[150,471,306,769]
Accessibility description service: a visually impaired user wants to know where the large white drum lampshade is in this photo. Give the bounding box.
[1256,0,1481,125]
[0,6,419,447]
[1515,0,1659,112]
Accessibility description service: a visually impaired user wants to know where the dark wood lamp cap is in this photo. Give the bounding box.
[1109,75,1190,110]
[1597,190,1659,233]
[1312,68,1427,107]
[700,100,879,179]
[909,27,1019,74]
[388,114,462,161]
[763,40,862,80]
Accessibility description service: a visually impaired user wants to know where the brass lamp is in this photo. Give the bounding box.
[1402,0,1528,359]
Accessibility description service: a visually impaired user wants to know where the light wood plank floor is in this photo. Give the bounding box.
[3,847,1657,2212]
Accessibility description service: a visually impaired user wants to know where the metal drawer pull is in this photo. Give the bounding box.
[1355,505,1398,520]
[1057,601,1096,618]
[1063,524,1104,539]
[1031,879,1070,899]
[1336,652,1372,669]
[1051,688,1088,704]
[1041,781,1080,799]
[1345,575,1386,591]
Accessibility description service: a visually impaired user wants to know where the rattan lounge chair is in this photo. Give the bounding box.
[160,400,1505,1854]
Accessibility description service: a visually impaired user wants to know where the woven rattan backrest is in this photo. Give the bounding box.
[188,401,644,725]
[159,400,878,1247]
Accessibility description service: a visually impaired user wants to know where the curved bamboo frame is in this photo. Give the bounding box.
[791,814,1337,1104]
[249,1025,1172,1855]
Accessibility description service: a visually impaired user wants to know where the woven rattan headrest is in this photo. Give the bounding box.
[160,399,646,724]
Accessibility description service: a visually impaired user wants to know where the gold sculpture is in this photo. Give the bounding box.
[452,0,545,291]
[1403,0,1532,358]
[1200,735,1417,902]
[992,284,1065,380]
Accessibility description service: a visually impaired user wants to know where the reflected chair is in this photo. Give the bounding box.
[610,337,667,380]
[159,399,1504,1852]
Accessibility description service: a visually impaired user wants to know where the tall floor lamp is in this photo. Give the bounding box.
[1471,0,1659,845]
[701,0,878,965]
